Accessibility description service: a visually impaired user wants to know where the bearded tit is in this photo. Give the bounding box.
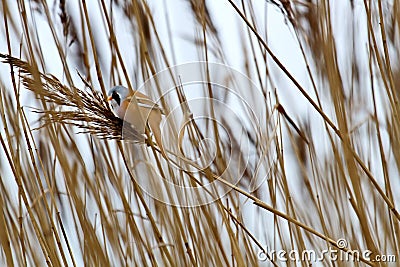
[107,85,166,157]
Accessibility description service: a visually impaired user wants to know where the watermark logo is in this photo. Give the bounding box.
[122,62,269,207]
[257,238,397,263]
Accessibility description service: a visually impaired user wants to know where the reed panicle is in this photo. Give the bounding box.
[0,1,399,266]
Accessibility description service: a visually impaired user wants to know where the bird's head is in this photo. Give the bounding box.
[107,85,129,107]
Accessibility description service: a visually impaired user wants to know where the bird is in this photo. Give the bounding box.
[107,85,166,157]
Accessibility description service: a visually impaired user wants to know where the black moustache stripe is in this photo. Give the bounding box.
[112,91,121,106]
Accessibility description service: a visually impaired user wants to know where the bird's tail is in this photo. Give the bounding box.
[148,111,167,159]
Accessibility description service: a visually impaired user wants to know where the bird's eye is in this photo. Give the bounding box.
[112,91,121,105]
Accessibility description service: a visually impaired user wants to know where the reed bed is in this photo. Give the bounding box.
[0,0,399,266]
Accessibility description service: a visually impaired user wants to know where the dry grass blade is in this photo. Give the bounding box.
[0,0,399,266]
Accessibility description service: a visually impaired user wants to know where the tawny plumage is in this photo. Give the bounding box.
[107,85,166,157]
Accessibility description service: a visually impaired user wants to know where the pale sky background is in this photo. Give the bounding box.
[0,0,398,265]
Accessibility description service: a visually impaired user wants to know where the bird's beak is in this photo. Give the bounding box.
[107,96,113,101]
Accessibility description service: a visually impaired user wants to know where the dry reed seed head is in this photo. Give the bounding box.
[0,1,398,266]
[58,0,70,38]
[0,53,145,142]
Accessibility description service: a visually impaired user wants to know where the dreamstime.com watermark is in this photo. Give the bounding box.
[258,238,397,263]
[124,62,267,207]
